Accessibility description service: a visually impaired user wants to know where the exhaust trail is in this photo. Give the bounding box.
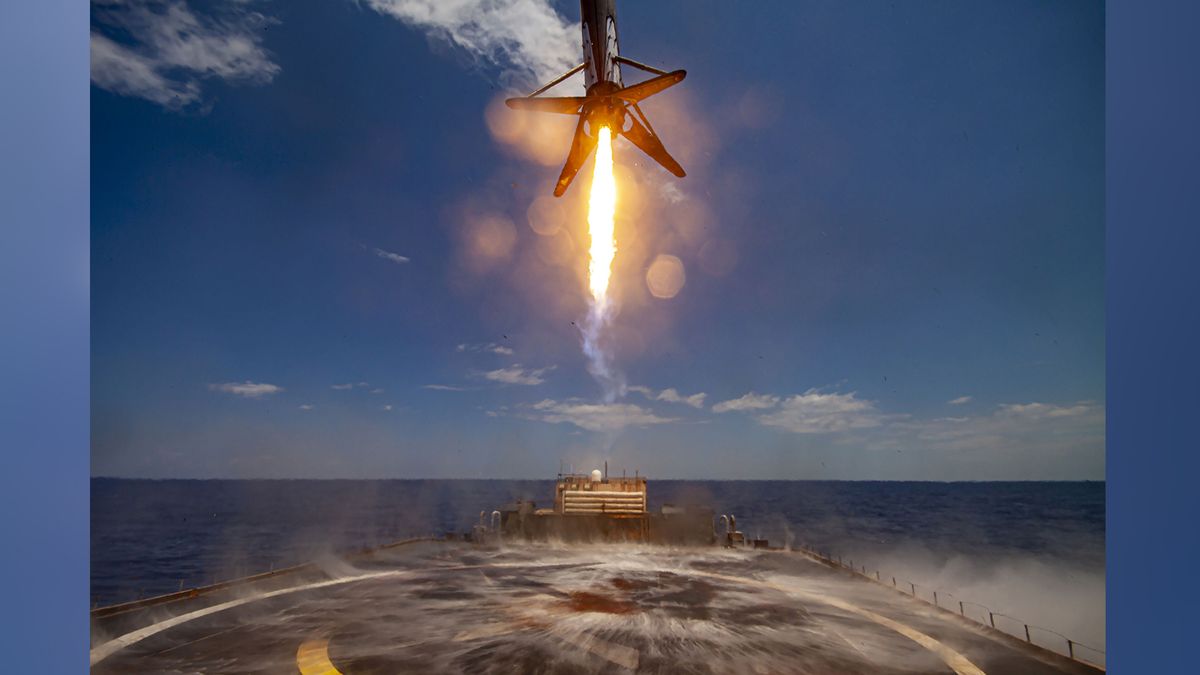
[580,127,623,401]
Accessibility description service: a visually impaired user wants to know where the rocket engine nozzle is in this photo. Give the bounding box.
[506,69,687,196]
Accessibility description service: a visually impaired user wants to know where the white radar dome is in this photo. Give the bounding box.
[591,469,603,482]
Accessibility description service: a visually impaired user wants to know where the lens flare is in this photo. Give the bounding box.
[587,127,617,310]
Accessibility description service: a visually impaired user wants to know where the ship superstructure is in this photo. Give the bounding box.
[493,469,718,544]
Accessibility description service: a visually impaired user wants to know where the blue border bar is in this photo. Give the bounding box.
[1,0,1198,669]
[1108,0,1200,670]
[0,0,89,669]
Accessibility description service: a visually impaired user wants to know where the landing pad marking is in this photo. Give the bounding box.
[89,559,589,666]
[297,638,342,675]
[696,570,987,675]
[93,556,985,674]
[89,570,405,666]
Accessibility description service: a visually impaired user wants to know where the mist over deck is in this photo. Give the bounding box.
[91,539,1102,674]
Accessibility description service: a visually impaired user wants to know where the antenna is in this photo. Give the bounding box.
[604,461,608,481]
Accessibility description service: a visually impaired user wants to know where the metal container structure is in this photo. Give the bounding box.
[495,469,714,545]
[557,473,647,515]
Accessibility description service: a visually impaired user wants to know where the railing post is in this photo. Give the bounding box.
[892,576,896,587]
[178,579,184,592]
[1068,639,1074,659]
[910,582,916,596]
[933,591,938,607]
[1024,624,1031,642]
[989,612,995,629]
[959,601,964,616]
[876,571,880,581]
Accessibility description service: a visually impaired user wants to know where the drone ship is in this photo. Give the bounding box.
[90,471,1104,674]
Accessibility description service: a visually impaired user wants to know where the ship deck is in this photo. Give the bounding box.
[90,540,1102,674]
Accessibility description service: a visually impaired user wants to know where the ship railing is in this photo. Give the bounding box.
[794,542,1106,671]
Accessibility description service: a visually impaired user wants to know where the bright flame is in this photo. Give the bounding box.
[587,127,617,310]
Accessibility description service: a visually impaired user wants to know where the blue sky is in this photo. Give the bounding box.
[91,0,1104,479]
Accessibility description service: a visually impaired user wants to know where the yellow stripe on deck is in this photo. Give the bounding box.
[296,638,342,675]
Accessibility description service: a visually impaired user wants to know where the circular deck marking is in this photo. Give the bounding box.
[89,570,406,666]
[90,560,592,666]
[693,570,987,675]
[93,555,987,674]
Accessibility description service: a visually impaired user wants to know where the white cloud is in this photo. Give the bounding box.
[331,383,354,390]
[524,399,675,433]
[382,404,393,411]
[91,0,280,110]
[996,401,1096,420]
[656,388,706,409]
[298,404,314,410]
[757,390,887,434]
[363,0,578,88]
[457,342,514,356]
[423,384,469,391]
[897,401,1104,454]
[482,364,553,386]
[210,381,283,398]
[948,395,973,405]
[373,247,410,264]
[370,388,385,394]
[712,392,780,413]
[628,385,706,409]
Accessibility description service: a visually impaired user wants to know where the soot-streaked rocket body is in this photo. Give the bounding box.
[505,0,687,197]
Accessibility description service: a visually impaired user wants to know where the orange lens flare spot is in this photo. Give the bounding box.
[646,254,686,299]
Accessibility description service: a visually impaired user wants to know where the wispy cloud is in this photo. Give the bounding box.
[481,364,553,386]
[628,386,706,409]
[331,383,355,390]
[382,404,393,411]
[712,392,780,413]
[362,0,578,88]
[209,381,283,398]
[373,247,410,264]
[948,395,973,405]
[894,401,1104,454]
[996,401,1096,420]
[423,384,470,391]
[457,342,514,356]
[370,388,385,394]
[757,390,889,434]
[298,404,314,410]
[523,399,676,433]
[659,183,686,205]
[91,0,280,110]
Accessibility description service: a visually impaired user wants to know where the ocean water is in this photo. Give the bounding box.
[91,479,1105,649]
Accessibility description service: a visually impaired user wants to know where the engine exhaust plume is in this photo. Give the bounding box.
[581,126,622,400]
